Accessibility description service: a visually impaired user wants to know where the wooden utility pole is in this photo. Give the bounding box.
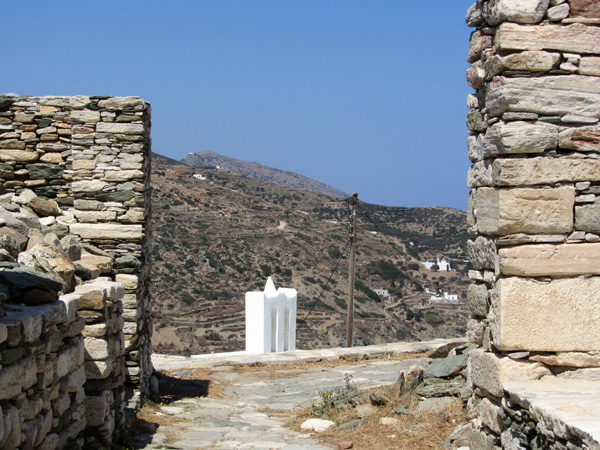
[346,193,358,347]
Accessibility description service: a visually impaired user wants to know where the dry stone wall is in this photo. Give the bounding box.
[0,298,85,449]
[465,0,600,448]
[0,94,152,449]
[0,277,125,450]
[0,94,152,404]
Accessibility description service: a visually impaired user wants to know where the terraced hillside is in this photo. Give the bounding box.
[150,153,470,355]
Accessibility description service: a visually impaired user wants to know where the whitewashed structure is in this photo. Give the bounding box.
[429,291,460,304]
[245,277,297,353]
[421,257,453,271]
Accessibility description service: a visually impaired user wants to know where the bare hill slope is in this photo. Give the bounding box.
[182,150,348,198]
[151,153,470,355]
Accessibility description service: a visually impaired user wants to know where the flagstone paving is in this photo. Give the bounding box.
[135,339,462,449]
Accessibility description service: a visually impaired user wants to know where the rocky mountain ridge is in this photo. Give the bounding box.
[182,150,348,198]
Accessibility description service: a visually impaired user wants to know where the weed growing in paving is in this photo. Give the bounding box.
[312,374,364,418]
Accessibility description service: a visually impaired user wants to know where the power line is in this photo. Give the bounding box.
[297,194,358,330]
[297,236,351,330]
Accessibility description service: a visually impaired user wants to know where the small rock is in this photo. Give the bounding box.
[369,391,392,406]
[417,398,457,414]
[397,365,424,398]
[355,404,378,418]
[337,442,353,450]
[561,114,599,124]
[425,354,469,379]
[301,418,335,433]
[429,342,465,359]
[547,3,570,20]
[393,406,409,415]
[335,419,365,431]
[379,417,401,426]
[416,379,465,398]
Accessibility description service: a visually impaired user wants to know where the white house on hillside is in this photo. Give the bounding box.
[421,257,453,271]
[429,291,460,304]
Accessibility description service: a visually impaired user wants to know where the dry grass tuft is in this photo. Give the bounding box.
[291,382,467,450]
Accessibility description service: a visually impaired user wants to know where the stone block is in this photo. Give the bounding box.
[478,121,557,158]
[71,180,108,194]
[84,337,110,360]
[571,0,600,18]
[104,169,145,181]
[499,243,600,276]
[467,160,493,188]
[84,394,109,427]
[576,199,600,233]
[91,280,125,301]
[482,0,550,25]
[56,338,85,378]
[0,150,39,162]
[2,406,21,448]
[97,97,145,110]
[115,274,138,290]
[70,223,143,240]
[496,22,600,55]
[85,358,115,379]
[490,277,600,351]
[6,309,44,343]
[559,125,600,152]
[468,30,493,64]
[489,157,600,187]
[74,286,106,310]
[70,110,100,123]
[469,349,551,397]
[0,357,37,400]
[73,209,117,222]
[96,122,144,134]
[477,397,504,435]
[467,284,489,318]
[580,57,600,76]
[51,392,71,417]
[79,253,113,274]
[474,186,574,235]
[530,352,600,367]
[467,319,485,346]
[63,365,86,393]
[487,75,600,120]
[467,236,497,270]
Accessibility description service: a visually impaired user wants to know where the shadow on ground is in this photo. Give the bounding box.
[125,372,212,449]
[154,371,211,402]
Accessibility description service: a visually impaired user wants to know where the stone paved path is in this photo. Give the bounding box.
[135,339,462,450]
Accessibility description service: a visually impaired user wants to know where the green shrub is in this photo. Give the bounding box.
[425,311,444,324]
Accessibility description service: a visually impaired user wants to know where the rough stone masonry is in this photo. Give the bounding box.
[0,94,152,449]
[465,0,600,448]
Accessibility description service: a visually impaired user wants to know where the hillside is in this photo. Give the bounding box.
[182,150,348,198]
[150,153,471,355]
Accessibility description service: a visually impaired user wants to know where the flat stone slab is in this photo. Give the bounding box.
[504,379,600,447]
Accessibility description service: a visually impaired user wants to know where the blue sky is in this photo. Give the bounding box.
[3,1,474,209]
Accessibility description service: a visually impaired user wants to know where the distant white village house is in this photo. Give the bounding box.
[425,288,460,305]
[193,173,207,180]
[421,257,453,272]
[373,289,390,301]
